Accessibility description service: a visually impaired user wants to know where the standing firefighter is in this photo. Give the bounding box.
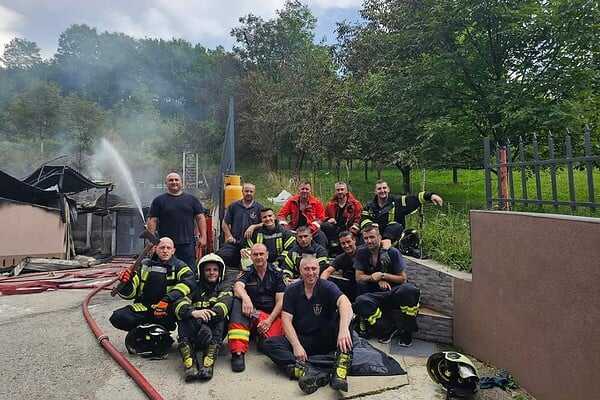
[174,253,232,381]
[110,238,197,356]
[360,180,443,248]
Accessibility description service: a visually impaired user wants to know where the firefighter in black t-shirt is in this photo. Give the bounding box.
[147,172,207,268]
[320,231,358,301]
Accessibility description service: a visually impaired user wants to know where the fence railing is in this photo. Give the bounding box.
[484,126,599,212]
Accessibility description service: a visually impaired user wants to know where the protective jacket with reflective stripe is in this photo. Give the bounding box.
[360,192,434,231]
[245,223,296,263]
[117,256,197,307]
[278,242,329,279]
[173,282,233,321]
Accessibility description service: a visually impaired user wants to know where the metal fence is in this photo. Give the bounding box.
[484,126,599,212]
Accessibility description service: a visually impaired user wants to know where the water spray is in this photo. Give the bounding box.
[99,138,145,223]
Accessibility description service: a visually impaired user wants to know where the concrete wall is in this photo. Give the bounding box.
[454,211,600,400]
[0,201,65,266]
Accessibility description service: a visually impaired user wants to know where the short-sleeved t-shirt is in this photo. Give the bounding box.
[237,264,285,313]
[353,246,405,285]
[224,200,263,243]
[283,279,342,336]
[332,252,356,281]
[148,193,204,244]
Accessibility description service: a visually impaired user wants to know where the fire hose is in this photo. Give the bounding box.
[0,263,166,400]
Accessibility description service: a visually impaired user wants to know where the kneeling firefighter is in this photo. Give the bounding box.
[174,253,233,381]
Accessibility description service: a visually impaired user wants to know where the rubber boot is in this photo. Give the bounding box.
[178,342,198,382]
[197,343,219,380]
[298,368,330,395]
[285,361,308,380]
[330,351,352,392]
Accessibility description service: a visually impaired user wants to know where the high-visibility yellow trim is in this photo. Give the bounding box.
[173,283,191,296]
[175,300,189,319]
[418,191,426,204]
[276,237,283,254]
[284,236,295,248]
[367,307,383,325]
[177,266,192,280]
[256,233,264,244]
[388,202,396,223]
[361,219,373,229]
[400,303,420,316]
[139,269,149,293]
[214,302,229,317]
[228,329,250,341]
[131,303,148,312]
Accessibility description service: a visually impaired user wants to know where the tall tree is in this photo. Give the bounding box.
[1,38,42,70]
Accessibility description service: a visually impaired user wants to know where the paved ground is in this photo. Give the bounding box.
[0,289,531,400]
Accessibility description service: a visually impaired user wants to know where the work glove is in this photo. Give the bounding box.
[118,269,132,284]
[153,300,169,318]
[379,249,392,272]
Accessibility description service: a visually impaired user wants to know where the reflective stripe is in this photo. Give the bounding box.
[131,303,148,312]
[214,302,228,317]
[284,236,295,248]
[388,203,396,223]
[360,219,373,229]
[367,307,383,325]
[139,269,149,293]
[418,191,426,204]
[175,300,188,319]
[148,266,167,274]
[317,257,328,265]
[256,233,264,244]
[400,303,420,316]
[173,283,191,296]
[228,329,250,341]
[177,266,192,280]
[120,275,139,300]
[275,237,283,254]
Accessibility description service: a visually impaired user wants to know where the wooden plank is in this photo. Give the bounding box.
[548,133,559,209]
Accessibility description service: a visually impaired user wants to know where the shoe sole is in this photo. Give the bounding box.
[299,374,329,394]
[378,329,400,344]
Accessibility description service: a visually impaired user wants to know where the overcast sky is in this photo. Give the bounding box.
[0,1,362,59]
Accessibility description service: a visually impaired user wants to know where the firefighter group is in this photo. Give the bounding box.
[110,172,443,394]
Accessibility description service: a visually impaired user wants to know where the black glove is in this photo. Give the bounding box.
[379,249,392,272]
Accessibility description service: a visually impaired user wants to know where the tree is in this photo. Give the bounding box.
[61,96,105,170]
[1,38,42,70]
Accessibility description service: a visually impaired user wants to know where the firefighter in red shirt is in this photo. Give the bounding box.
[277,181,327,247]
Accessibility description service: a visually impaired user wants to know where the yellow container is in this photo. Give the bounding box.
[224,175,241,186]
[224,175,242,207]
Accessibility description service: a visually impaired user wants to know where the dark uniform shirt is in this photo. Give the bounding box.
[353,246,405,287]
[224,200,263,243]
[283,279,342,336]
[332,251,356,282]
[237,264,286,313]
[149,193,205,244]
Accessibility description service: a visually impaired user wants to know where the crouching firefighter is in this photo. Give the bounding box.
[262,256,354,394]
[174,253,233,381]
[353,224,420,347]
[109,237,197,355]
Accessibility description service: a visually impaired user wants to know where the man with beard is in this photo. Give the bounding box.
[174,253,232,381]
[321,182,362,255]
[277,181,327,247]
[147,173,207,269]
[261,257,354,394]
[218,183,263,269]
[320,231,358,301]
[242,208,296,266]
[353,224,420,346]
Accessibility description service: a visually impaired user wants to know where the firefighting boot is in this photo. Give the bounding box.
[330,350,352,392]
[197,343,219,381]
[178,342,198,382]
[298,369,330,395]
[285,361,309,380]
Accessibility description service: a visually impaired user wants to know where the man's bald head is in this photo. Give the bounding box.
[165,173,183,195]
[250,243,268,269]
[156,237,176,261]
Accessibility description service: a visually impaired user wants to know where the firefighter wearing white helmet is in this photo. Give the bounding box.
[174,253,233,381]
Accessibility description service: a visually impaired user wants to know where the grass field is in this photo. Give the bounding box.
[238,163,600,271]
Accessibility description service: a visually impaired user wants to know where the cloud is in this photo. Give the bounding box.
[0,5,24,56]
